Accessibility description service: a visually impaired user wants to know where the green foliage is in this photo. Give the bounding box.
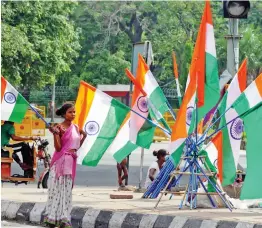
[1,1,80,89]
[2,0,262,98]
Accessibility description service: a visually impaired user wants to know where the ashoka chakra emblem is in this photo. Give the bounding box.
[213,159,218,169]
[137,96,148,113]
[186,106,194,126]
[4,92,16,104]
[230,118,244,140]
[85,121,100,136]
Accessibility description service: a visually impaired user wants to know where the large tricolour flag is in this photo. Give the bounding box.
[230,73,262,199]
[74,81,129,166]
[169,1,220,165]
[218,59,247,186]
[1,76,29,123]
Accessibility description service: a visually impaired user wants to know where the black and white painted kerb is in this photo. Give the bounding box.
[1,200,262,228]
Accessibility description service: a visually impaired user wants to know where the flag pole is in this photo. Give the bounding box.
[197,108,244,148]
[29,103,50,127]
[172,51,182,106]
[129,106,171,135]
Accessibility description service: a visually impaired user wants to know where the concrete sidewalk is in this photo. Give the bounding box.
[1,185,262,227]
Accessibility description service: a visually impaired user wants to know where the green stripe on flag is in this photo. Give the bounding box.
[219,95,237,186]
[82,99,129,166]
[232,93,250,117]
[240,103,262,199]
[136,116,155,149]
[113,141,138,163]
[149,87,169,114]
[9,94,29,123]
[171,142,185,166]
[198,53,220,121]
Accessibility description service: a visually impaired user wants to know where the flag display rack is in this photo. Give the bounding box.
[153,147,233,211]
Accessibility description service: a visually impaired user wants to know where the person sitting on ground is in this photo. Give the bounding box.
[145,149,169,189]
[1,121,37,170]
[117,157,128,187]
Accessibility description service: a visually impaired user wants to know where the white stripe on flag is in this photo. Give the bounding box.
[244,82,261,109]
[175,78,182,97]
[169,138,185,154]
[143,71,158,96]
[205,142,218,165]
[1,84,19,120]
[226,73,241,108]
[107,118,130,156]
[77,90,112,164]
[130,92,148,143]
[205,23,216,57]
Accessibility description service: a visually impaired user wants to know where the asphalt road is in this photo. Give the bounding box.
[9,130,171,187]
[8,130,246,188]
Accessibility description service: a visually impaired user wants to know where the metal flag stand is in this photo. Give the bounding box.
[149,102,235,211]
[153,137,233,211]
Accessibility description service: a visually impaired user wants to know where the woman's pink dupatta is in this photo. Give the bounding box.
[50,124,81,186]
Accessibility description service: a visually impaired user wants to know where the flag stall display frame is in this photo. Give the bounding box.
[153,143,234,211]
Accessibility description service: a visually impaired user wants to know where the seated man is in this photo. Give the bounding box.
[1,121,37,170]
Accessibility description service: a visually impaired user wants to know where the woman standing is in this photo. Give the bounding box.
[44,103,87,228]
[144,149,168,189]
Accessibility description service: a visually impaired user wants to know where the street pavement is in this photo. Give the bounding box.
[2,185,262,224]
[1,221,42,227]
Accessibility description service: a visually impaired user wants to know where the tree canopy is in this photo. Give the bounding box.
[1,1,80,89]
[1,1,262,95]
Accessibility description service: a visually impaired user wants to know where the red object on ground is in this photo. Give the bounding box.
[1,158,13,178]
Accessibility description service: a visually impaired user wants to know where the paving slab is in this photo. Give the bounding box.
[1,185,262,225]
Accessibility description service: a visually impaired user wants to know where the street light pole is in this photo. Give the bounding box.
[225,18,242,77]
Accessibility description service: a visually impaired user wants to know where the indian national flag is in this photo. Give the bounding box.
[197,0,220,121]
[200,131,223,192]
[75,81,129,166]
[129,54,156,148]
[137,54,169,115]
[204,132,223,183]
[231,74,262,198]
[169,1,220,165]
[239,102,262,199]
[218,59,247,186]
[232,73,262,117]
[106,113,138,163]
[1,76,29,123]
[172,51,182,106]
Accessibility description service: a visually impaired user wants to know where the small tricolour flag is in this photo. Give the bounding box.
[204,131,223,183]
[129,54,156,148]
[232,73,262,117]
[172,51,182,105]
[75,81,130,166]
[1,76,29,123]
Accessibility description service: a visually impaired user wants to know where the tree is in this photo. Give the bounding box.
[1,1,81,89]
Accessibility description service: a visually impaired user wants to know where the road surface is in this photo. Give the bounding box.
[6,130,246,187]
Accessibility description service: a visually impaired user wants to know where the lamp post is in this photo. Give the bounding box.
[223,0,250,77]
